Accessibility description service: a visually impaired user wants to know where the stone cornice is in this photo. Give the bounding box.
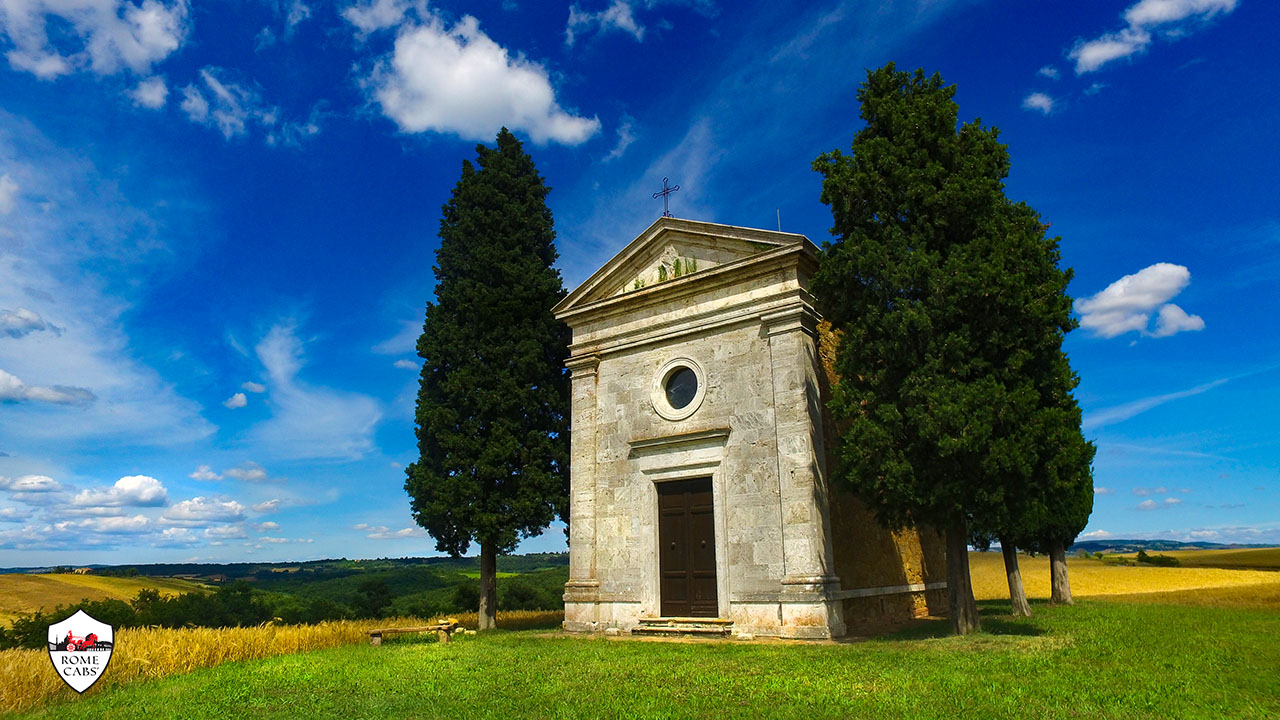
[564,355,600,378]
[760,305,821,338]
[627,427,732,457]
[563,288,818,360]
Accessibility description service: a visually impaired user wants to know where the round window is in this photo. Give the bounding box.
[664,366,698,409]
[652,358,707,421]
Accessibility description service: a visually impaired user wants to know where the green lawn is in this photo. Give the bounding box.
[16,599,1279,720]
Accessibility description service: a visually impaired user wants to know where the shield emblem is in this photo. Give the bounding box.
[46,609,115,693]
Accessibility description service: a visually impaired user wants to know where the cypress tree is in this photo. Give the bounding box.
[405,128,570,630]
[813,64,1089,634]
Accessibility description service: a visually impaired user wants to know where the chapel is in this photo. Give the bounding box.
[552,217,947,638]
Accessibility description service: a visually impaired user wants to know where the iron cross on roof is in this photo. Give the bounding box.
[652,177,680,218]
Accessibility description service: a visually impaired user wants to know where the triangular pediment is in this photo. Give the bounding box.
[555,217,808,317]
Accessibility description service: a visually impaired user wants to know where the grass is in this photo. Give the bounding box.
[6,553,1280,718]
[968,551,1280,601]
[0,575,207,624]
[0,610,563,714]
[9,599,1279,720]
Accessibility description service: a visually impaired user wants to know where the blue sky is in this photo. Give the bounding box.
[1,0,1276,566]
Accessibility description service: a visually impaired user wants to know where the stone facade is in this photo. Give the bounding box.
[553,218,947,639]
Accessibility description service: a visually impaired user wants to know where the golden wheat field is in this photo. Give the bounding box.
[968,551,1280,602]
[1116,547,1280,571]
[0,610,563,714]
[0,574,207,624]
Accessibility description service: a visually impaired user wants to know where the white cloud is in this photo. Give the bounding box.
[223,392,248,409]
[358,523,426,539]
[155,526,198,547]
[342,0,411,36]
[224,461,270,483]
[1094,486,1113,495]
[393,359,417,370]
[1083,378,1227,431]
[1137,497,1184,510]
[252,498,282,513]
[246,322,382,460]
[180,67,279,140]
[261,535,289,543]
[1069,0,1237,74]
[256,520,279,532]
[1037,65,1059,79]
[1075,263,1203,338]
[1022,92,1054,115]
[0,368,95,405]
[204,524,247,539]
[603,116,636,162]
[0,507,26,521]
[1078,529,1113,540]
[129,75,168,109]
[72,474,167,507]
[1151,303,1205,337]
[0,474,62,493]
[189,464,221,481]
[179,82,208,121]
[0,307,53,337]
[1071,28,1151,74]
[566,1,645,47]
[372,319,419,355]
[0,173,18,213]
[1123,0,1237,27]
[366,15,600,145]
[57,514,150,534]
[162,496,246,526]
[266,106,323,148]
[241,381,266,393]
[0,0,189,79]
[285,0,311,30]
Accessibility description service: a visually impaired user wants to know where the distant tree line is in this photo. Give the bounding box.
[0,569,568,650]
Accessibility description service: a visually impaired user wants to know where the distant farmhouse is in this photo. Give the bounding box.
[553,218,947,639]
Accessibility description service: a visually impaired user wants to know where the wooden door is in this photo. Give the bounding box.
[658,478,718,618]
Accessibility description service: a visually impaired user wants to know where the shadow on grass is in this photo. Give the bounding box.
[866,603,1047,642]
[380,633,443,647]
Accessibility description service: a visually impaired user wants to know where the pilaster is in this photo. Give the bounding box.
[563,355,601,630]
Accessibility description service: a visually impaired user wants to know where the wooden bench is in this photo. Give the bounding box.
[369,620,461,646]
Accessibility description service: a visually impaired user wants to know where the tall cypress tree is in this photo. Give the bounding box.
[813,64,1088,634]
[405,128,570,630]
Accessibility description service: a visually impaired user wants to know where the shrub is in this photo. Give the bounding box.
[1136,549,1181,567]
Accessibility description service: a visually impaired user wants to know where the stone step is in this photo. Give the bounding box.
[630,625,732,637]
[631,616,734,637]
[637,616,734,626]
